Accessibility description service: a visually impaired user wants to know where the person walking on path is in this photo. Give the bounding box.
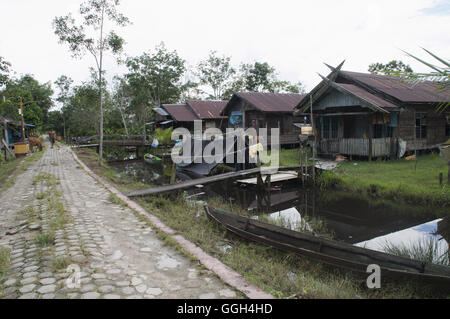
[49,130,56,149]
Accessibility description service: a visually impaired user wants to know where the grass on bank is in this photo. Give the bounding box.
[271,149,450,208]
[325,153,450,208]
[76,150,449,298]
[0,147,46,195]
[0,247,11,297]
[382,237,449,266]
[75,149,149,193]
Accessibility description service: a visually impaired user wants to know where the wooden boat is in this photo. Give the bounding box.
[144,153,162,165]
[204,206,450,287]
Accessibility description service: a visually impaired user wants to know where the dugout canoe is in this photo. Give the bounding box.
[144,153,162,165]
[204,206,450,287]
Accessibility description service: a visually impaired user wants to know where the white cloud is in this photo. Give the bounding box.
[0,0,449,93]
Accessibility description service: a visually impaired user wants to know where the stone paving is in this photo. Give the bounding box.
[0,144,238,299]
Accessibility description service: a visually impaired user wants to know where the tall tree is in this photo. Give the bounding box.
[196,51,236,100]
[124,43,187,127]
[368,60,413,75]
[111,76,131,136]
[0,57,12,87]
[53,0,130,165]
[0,75,53,128]
[243,62,277,92]
[54,75,73,137]
[125,43,187,106]
[54,75,73,106]
[222,61,305,97]
[63,82,101,137]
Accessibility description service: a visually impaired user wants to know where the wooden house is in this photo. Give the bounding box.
[221,92,305,145]
[185,100,228,130]
[160,104,199,132]
[295,62,450,159]
[159,100,229,132]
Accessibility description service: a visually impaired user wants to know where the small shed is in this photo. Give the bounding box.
[221,92,305,145]
[295,62,450,159]
[186,100,228,130]
[161,104,199,132]
[161,101,229,132]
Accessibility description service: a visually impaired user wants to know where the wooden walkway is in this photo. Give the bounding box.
[124,165,303,197]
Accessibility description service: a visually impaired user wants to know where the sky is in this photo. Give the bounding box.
[0,0,449,102]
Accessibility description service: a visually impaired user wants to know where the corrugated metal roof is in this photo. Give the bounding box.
[153,107,169,116]
[336,83,399,109]
[0,116,20,125]
[162,104,199,122]
[341,71,450,103]
[186,100,228,119]
[236,92,305,112]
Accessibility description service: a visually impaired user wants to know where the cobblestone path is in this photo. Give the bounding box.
[0,145,238,299]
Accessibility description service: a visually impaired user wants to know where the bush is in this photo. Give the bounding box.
[154,127,173,146]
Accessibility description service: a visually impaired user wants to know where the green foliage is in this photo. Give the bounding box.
[47,111,65,136]
[34,232,55,248]
[223,61,305,98]
[54,75,73,107]
[51,256,71,271]
[154,127,173,145]
[196,51,236,100]
[125,43,187,109]
[401,48,450,112]
[382,237,449,266]
[331,153,450,208]
[0,56,11,87]
[0,247,10,292]
[368,60,413,75]
[53,0,130,60]
[0,74,53,128]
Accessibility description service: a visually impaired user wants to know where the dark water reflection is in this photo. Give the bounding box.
[200,181,449,257]
[108,155,449,259]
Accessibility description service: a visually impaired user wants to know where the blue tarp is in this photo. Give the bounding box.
[229,111,242,126]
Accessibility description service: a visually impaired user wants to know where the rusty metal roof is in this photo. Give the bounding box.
[186,100,228,119]
[161,104,199,122]
[341,71,450,103]
[234,92,306,112]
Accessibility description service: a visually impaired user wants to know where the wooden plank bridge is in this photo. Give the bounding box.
[124,165,306,197]
[70,135,155,147]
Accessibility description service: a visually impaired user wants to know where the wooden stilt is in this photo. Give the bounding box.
[170,162,176,185]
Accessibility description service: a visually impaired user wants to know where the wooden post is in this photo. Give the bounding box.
[305,151,309,183]
[310,95,316,184]
[299,141,304,187]
[3,121,9,161]
[439,172,443,186]
[368,115,373,162]
[448,164,450,184]
[170,161,176,185]
[2,139,14,159]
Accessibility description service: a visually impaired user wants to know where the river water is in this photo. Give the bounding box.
[109,156,449,264]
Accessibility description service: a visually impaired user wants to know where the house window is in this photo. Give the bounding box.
[415,112,427,139]
[322,117,339,139]
[373,124,393,138]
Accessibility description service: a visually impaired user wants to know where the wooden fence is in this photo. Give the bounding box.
[318,137,397,157]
